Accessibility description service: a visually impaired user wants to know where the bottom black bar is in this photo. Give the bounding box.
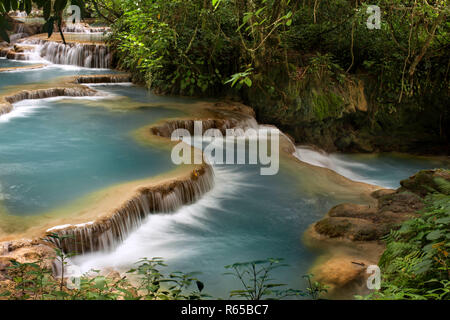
[1,300,447,319]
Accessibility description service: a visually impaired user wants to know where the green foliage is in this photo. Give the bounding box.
[362,193,450,300]
[224,258,327,300]
[0,236,322,300]
[225,67,254,89]
[0,0,85,43]
[107,0,239,96]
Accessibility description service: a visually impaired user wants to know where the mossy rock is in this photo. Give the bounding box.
[400,169,450,197]
[315,218,352,238]
[311,90,345,121]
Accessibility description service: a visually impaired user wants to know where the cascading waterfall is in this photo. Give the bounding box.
[293,146,378,185]
[62,25,111,34]
[9,24,29,43]
[18,39,112,68]
[4,87,100,104]
[10,11,28,18]
[48,165,215,254]
[151,117,259,138]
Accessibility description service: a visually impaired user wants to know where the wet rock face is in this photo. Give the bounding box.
[4,87,100,104]
[310,169,449,297]
[315,191,424,242]
[314,169,449,243]
[150,102,259,138]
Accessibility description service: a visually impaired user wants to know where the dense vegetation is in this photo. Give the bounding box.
[0,0,448,301]
[360,172,450,300]
[1,1,449,152]
[94,0,449,153]
[0,236,326,300]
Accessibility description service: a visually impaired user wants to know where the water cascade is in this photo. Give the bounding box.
[293,146,371,183]
[15,38,112,68]
[62,25,111,34]
[48,165,215,254]
[0,86,100,117]
[151,117,259,138]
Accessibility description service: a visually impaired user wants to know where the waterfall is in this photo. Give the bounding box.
[47,165,215,254]
[151,117,259,138]
[4,87,100,104]
[18,39,112,68]
[293,146,378,185]
[0,86,100,120]
[10,11,28,18]
[62,25,111,34]
[75,74,132,84]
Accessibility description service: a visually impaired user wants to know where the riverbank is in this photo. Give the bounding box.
[0,19,447,300]
[305,169,450,299]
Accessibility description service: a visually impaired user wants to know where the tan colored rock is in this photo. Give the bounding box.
[314,256,367,287]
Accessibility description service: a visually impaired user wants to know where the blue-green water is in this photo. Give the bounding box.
[74,163,337,299]
[2,59,447,299]
[74,145,446,298]
[0,57,31,69]
[294,146,448,189]
[0,92,180,215]
[0,62,116,93]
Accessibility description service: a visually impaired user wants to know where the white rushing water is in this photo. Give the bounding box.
[5,38,112,68]
[293,146,381,186]
[72,166,249,273]
[0,92,113,124]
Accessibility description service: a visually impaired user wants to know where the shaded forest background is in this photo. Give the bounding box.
[1,0,449,154]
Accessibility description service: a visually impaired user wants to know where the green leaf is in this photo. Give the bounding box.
[426,230,444,241]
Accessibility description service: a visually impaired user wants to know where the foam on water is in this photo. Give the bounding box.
[73,166,247,271]
[0,102,49,123]
[294,146,375,183]
[1,94,112,123]
[294,146,447,188]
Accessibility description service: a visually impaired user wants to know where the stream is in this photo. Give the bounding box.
[0,44,447,299]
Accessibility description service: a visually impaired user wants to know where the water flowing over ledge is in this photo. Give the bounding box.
[4,87,100,104]
[1,35,112,69]
[50,165,215,254]
[24,39,111,68]
[75,74,132,84]
[62,25,111,34]
[0,74,131,116]
[49,104,269,254]
[151,117,259,137]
